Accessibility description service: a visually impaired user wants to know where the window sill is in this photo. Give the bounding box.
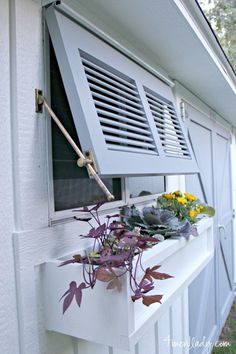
[43,217,213,349]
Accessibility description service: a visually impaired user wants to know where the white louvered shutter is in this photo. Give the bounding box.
[144,87,191,158]
[80,52,158,156]
[46,7,198,177]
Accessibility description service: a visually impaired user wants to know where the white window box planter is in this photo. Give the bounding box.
[43,217,213,350]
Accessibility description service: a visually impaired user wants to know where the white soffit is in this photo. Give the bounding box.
[61,0,236,126]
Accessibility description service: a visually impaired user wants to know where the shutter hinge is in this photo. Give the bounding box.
[180,100,188,122]
[233,209,235,219]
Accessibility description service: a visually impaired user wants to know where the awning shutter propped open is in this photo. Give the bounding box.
[46,6,198,177]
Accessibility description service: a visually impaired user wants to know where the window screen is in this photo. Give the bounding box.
[50,42,122,211]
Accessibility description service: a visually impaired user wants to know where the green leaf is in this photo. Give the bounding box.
[88,252,100,258]
[143,214,161,225]
[201,206,215,217]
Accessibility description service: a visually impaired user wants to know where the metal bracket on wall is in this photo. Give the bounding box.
[35,89,44,113]
[35,89,115,202]
[180,100,188,122]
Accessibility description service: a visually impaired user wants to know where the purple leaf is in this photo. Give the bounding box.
[96,268,115,282]
[89,202,106,211]
[109,221,126,231]
[100,247,112,257]
[139,278,154,293]
[88,224,106,238]
[73,254,82,263]
[75,282,87,307]
[106,278,122,292]
[74,217,92,222]
[131,289,142,302]
[60,281,77,301]
[99,253,130,265]
[177,220,196,237]
[137,236,160,243]
[59,259,76,267]
[145,266,173,281]
[142,294,163,306]
[60,281,77,314]
[118,237,137,247]
[190,226,198,237]
[121,231,137,237]
[106,214,120,219]
[59,254,82,267]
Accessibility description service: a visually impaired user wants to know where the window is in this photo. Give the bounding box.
[128,176,165,199]
[46,7,198,178]
[49,42,122,211]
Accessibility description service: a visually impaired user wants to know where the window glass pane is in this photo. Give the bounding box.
[53,178,121,211]
[50,41,122,211]
[128,176,165,198]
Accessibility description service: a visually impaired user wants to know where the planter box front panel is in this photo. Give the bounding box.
[43,218,213,350]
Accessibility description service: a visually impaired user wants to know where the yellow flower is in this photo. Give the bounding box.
[196,207,201,213]
[174,190,182,197]
[177,197,187,204]
[184,192,197,201]
[163,193,175,199]
[189,210,196,218]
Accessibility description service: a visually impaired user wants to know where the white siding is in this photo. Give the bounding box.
[0,0,20,353]
[0,1,234,354]
[231,132,236,283]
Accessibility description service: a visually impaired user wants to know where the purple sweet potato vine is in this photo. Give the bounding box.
[59,202,173,313]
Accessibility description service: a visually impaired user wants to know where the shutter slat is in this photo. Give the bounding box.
[99,117,151,136]
[147,96,176,115]
[94,100,147,121]
[88,83,142,103]
[106,144,158,155]
[91,91,145,115]
[89,83,142,107]
[165,148,189,156]
[162,141,188,150]
[150,109,179,124]
[157,128,183,138]
[85,70,137,96]
[148,103,177,120]
[105,135,156,149]
[97,109,150,129]
[159,133,185,143]
[146,92,174,111]
[145,87,190,159]
[101,126,153,142]
[154,118,182,131]
[82,57,136,89]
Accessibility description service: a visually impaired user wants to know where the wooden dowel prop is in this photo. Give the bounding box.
[41,96,115,202]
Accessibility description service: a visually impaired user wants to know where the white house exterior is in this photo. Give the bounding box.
[1,1,236,354]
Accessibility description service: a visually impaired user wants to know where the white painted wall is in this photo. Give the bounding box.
[0,2,184,351]
[1,1,235,354]
[0,1,20,353]
[231,132,236,283]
